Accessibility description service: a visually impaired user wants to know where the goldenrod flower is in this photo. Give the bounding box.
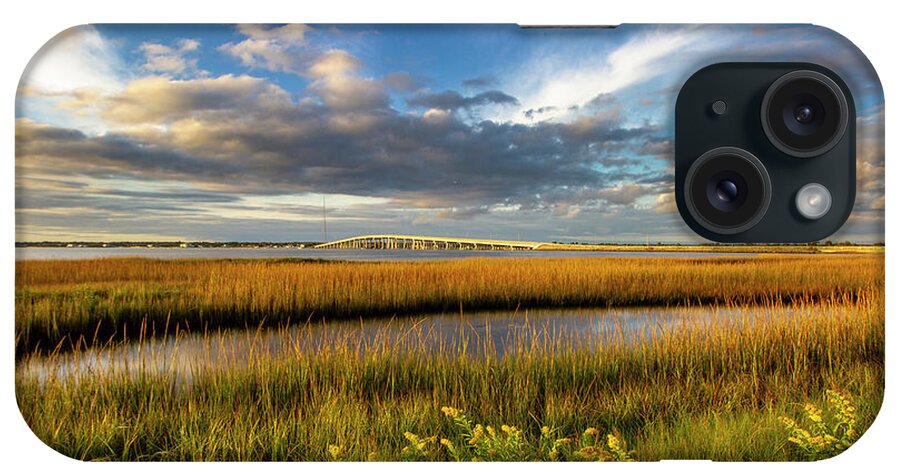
[441,406,460,418]
[804,403,823,423]
[469,424,484,445]
[327,444,343,460]
[607,434,622,450]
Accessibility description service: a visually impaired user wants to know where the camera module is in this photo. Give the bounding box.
[761,70,849,158]
[683,147,771,235]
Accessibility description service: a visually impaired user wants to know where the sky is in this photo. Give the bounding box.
[15,24,884,243]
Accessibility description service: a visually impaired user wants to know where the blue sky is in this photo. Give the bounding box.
[15,24,884,243]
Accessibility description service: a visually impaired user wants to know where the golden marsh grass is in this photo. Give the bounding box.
[14,255,884,461]
[15,255,882,355]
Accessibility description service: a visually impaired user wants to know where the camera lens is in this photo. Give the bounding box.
[683,147,771,235]
[710,176,745,211]
[761,70,849,158]
[715,180,738,202]
[793,104,815,124]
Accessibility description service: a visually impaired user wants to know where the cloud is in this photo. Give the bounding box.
[218,24,313,73]
[17,25,129,133]
[16,64,662,216]
[434,207,490,220]
[654,192,677,214]
[853,109,885,214]
[238,24,310,42]
[407,90,519,111]
[308,50,388,111]
[461,76,496,89]
[139,39,203,76]
[505,27,713,122]
[15,24,883,243]
[19,25,127,94]
[96,74,294,125]
[596,183,658,206]
[422,108,452,124]
[523,106,556,121]
[307,49,360,76]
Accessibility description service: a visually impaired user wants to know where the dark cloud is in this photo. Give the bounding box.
[523,106,557,120]
[585,93,617,108]
[406,90,519,110]
[16,119,238,180]
[461,76,497,89]
[17,75,662,217]
[15,24,884,243]
[637,138,673,158]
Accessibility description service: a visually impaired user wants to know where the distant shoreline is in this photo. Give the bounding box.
[14,241,885,254]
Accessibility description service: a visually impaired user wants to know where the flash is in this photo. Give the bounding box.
[795,183,832,220]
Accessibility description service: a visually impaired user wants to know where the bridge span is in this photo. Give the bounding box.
[314,234,545,251]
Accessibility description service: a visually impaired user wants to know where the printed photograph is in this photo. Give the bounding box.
[15,24,884,461]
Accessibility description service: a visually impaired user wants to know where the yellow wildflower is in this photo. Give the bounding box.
[779,416,797,427]
[805,403,823,423]
[607,434,622,451]
[584,427,600,436]
[441,406,461,418]
[469,424,484,445]
[327,444,343,460]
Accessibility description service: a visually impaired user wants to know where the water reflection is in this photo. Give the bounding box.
[19,305,794,385]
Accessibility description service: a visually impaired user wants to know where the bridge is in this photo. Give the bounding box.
[314,234,545,251]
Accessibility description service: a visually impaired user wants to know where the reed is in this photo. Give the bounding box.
[15,289,883,461]
[14,254,884,461]
[15,255,883,356]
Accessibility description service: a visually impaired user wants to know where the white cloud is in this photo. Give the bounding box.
[237,24,310,43]
[308,50,386,111]
[219,24,312,74]
[140,38,203,76]
[500,28,712,123]
[19,25,127,95]
[423,108,452,124]
[308,49,361,77]
[17,25,129,133]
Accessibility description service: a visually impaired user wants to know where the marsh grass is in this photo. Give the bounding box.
[15,255,883,356]
[14,255,884,461]
[15,290,883,460]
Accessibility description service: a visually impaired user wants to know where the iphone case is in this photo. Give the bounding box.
[14,24,884,461]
